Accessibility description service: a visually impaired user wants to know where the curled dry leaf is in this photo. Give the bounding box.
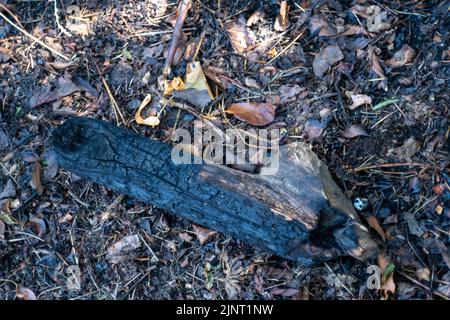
[313,45,344,78]
[385,44,416,68]
[274,1,290,32]
[192,224,217,245]
[349,94,372,110]
[393,136,421,161]
[226,17,254,53]
[368,46,387,91]
[163,76,185,96]
[16,285,37,300]
[342,124,368,139]
[135,94,160,127]
[226,102,276,126]
[378,252,396,299]
[366,215,386,242]
[106,234,141,264]
[31,161,43,195]
[246,7,265,27]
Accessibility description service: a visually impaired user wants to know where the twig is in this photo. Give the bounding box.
[0,10,70,61]
[100,76,126,126]
[398,270,449,300]
[53,0,72,37]
[349,162,438,173]
[267,29,306,65]
[163,0,192,76]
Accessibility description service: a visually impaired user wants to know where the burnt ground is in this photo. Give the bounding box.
[0,0,449,300]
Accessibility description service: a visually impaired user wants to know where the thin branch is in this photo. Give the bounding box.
[0,10,71,61]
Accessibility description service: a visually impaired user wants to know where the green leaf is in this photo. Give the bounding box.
[383,263,395,282]
[0,213,17,225]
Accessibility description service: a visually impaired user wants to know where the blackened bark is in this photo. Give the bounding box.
[51,117,378,265]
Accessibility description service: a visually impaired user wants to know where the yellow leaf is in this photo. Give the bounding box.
[185,61,214,99]
[134,94,160,127]
[163,76,185,96]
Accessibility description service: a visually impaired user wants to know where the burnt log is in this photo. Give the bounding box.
[51,117,378,265]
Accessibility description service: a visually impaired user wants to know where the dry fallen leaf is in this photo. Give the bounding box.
[385,44,416,68]
[135,94,160,127]
[28,216,47,238]
[226,17,254,53]
[31,161,43,195]
[366,215,386,242]
[203,65,234,90]
[274,1,290,32]
[313,45,344,78]
[415,267,431,281]
[163,76,185,96]
[378,252,396,299]
[368,46,387,91]
[0,47,13,62]
[106,234,141,264]
[226,102,276,126]
[16,285,37,300]
[270,287,299,297]
[303,119,326,140]
[192,224,217,245]
[342,124,369,139]
[184,61,214,99]
[366,5,392,33]
[349,94,372,110]
[309,16,336,37]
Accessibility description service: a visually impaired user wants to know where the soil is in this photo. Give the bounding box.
[0,0,449,300]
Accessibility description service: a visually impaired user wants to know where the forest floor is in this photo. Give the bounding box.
[0,0,449,300]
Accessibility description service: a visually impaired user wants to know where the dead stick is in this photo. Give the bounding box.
[0,10,70,61]
[398,271,449,300]
[350,162,438,173]
[163,0,192,76]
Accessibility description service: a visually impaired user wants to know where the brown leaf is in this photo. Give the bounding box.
[178,232,193,243]
[303,119,326,140]
[16,285,37,300]
[378,252,396,299]
[349,94,372,110]
[309,16,336,37]
[368,46,387,91]
[31,161,43,195]
[0,47,13,62]
[226,102,276,126]
[341,25,368,36]
[27,216,47,238]
[106,234,141,264]
[313,45,344,78]
[366,215,386,242]
[274,1,290,32]
[385,44,416,68]
[342,124,368,139]
[393,136,421,161]
[432,184,446,195]
[226,18,254,53]
[271,287,299,297]
[203,66,233,90]
[192,224,217,245]
[29,77,82,108]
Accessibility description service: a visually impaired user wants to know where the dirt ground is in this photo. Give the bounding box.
[0,0,449,300]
